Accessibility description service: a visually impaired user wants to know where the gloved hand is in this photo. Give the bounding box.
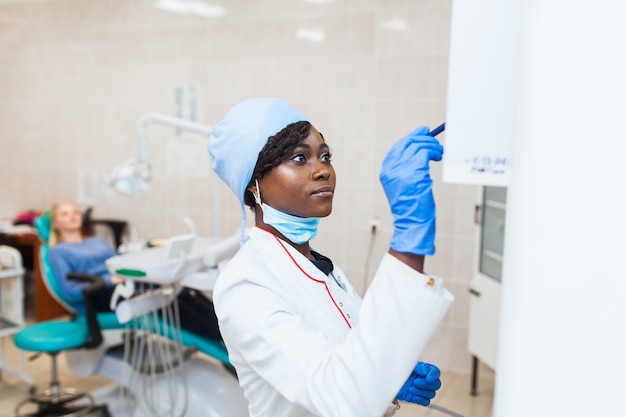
[396,361,442,406]
[380,126,443,256]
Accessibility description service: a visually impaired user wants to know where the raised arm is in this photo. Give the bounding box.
[379,126,444,273]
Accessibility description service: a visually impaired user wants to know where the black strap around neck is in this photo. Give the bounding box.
[310,250,334,276]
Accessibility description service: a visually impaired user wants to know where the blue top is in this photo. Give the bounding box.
[48,237,117,308]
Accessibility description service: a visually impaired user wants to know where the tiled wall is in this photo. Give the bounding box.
[0,0,479,373]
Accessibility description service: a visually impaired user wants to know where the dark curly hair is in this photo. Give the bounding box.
[243,120,312,207]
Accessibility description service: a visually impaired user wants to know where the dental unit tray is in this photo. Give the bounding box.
[106,236,221,284]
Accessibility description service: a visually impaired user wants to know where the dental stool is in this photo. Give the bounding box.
[13,274,111,417]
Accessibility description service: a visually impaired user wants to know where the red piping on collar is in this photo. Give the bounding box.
[258,227,352,329]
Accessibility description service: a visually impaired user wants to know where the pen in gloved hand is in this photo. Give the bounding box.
[429,122,446,137]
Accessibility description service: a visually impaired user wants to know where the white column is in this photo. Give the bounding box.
[495,1,626,416]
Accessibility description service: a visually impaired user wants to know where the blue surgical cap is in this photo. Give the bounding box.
[208,97,308,204]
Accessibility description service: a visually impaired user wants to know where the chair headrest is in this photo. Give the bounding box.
[34,213,51,242]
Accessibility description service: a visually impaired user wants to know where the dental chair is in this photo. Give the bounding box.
[11,214,123,416]
[14,214,248,417]
[13,274,112,416]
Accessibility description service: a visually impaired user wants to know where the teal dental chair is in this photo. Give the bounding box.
[28,213,233,365]
[12,214,122,417]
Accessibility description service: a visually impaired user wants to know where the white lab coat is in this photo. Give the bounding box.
[213,227,454,417]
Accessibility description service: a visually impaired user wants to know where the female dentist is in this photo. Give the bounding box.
[208,97,454,417]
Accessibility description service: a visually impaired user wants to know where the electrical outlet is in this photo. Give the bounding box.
[368,217,380,232]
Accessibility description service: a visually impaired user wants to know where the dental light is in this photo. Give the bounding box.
[104,113,222,236]
[104,112,213,197]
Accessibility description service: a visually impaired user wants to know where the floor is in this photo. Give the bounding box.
[0,333,495,417]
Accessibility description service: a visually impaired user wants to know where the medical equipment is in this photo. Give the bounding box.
[103,113,222,237]
[103,113,213,196]
[74,226,247,417]
[16,213,248,417]
[13,271,112,417]
[10,214,122,416]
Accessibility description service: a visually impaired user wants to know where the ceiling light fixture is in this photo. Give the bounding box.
[296,28,326,42]
[155,0,226,18]
[382,18,410,33]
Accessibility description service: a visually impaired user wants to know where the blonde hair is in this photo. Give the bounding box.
[48,201,83,247]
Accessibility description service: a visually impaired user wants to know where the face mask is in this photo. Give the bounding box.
[253,181,320,245]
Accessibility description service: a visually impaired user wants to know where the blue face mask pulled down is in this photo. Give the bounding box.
[260,203,320,245]
[253,180,320,244]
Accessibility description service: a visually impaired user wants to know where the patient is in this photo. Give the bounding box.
[48,200,223,343]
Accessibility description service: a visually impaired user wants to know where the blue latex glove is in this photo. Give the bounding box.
[379,126,443,255]
[397,362,442,406]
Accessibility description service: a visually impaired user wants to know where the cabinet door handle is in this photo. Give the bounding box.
[474,205,481,225]
[469,288,481,297]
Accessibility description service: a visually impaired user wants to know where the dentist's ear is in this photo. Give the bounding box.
[248,179,262,206]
